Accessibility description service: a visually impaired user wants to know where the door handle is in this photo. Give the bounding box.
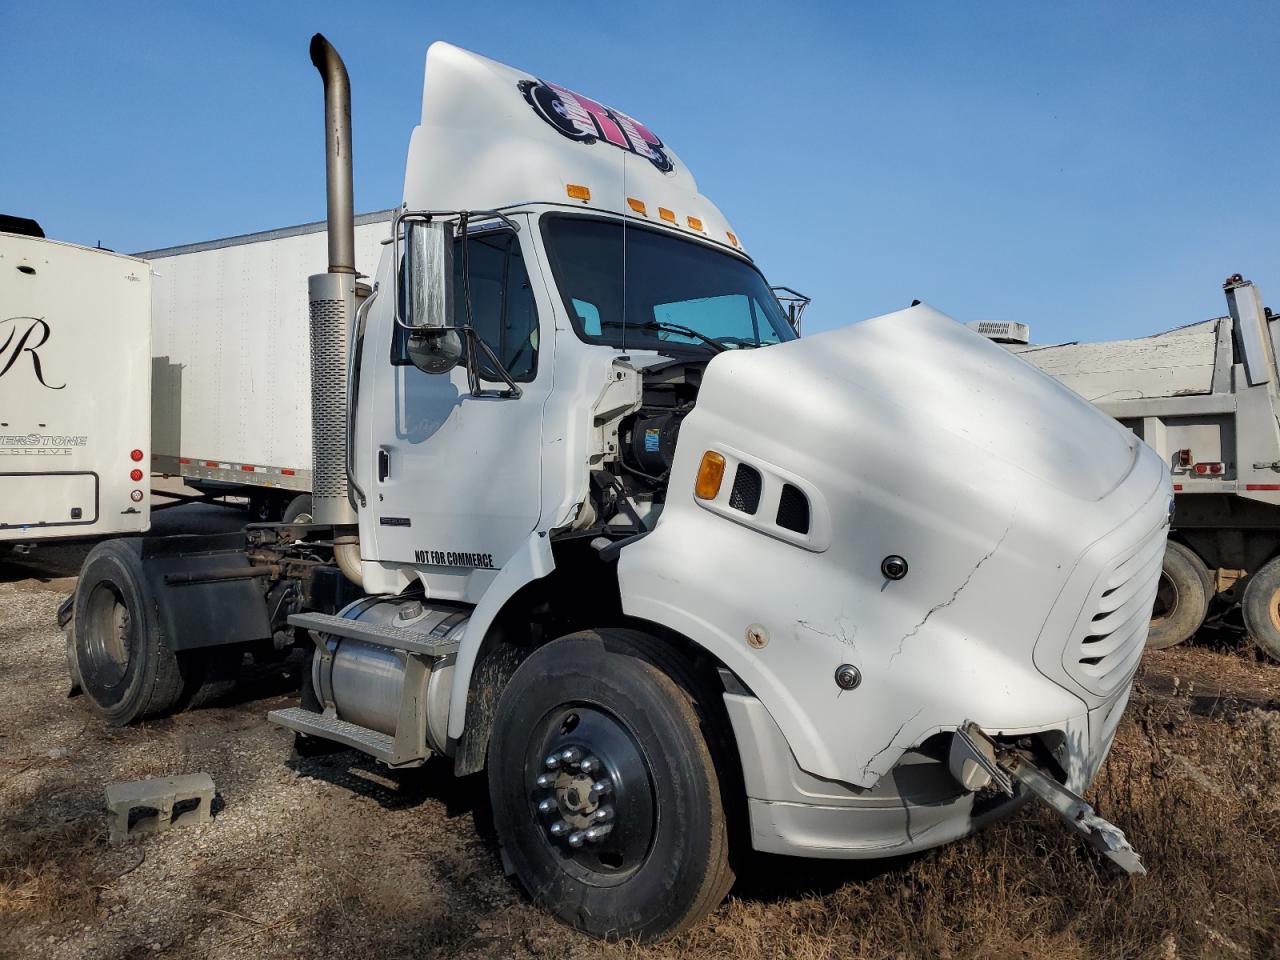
[378,448,391,482]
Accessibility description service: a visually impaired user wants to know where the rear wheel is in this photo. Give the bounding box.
[282,494,313,525]
[487,629,734,942]
[1147,541,1211,650]
[1241,555,1280,662]
[72,539,186,725]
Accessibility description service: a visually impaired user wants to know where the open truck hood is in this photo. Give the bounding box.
[620,302,1168,788]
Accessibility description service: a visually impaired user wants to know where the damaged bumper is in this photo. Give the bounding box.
[725,680,1133,860]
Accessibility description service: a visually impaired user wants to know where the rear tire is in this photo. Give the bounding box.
[282,494,313,525]
[72,539,186,725]
[1147,541,1210,650]
[487,629,734,942]
[1241,555,1280,662]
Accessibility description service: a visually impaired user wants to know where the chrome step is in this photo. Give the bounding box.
[269,706,422,765]
[289,610,462,658]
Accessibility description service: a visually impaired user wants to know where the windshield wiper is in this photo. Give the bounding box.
[601,320,727,354]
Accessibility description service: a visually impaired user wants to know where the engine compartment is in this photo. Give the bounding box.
[578,357,706,538]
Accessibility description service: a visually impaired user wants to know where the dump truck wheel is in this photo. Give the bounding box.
[1147,541,1210,650]
[72,539,186,725]
[1241,556,1280,662]
[488,628,734,942]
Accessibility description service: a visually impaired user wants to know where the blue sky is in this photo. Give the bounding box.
[4,2,1277,343]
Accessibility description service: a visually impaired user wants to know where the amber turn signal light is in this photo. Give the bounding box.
[695,451,726,500]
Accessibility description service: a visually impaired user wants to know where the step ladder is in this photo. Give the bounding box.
[268,610,463,767]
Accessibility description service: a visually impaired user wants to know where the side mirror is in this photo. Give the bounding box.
[397,218,461,374]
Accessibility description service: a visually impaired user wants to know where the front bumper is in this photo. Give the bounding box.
[726,683,1130,859]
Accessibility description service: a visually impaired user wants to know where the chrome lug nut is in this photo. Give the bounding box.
[535,772,556,789]
[579,756,598,774]
[590,805,613,823]
[585,823,613,842]
[544,754,561,770]
[548,821,570,837]
[559,747,581,765]
[537,798,558,815]
[567,830,586,848]
[590,778,612,797]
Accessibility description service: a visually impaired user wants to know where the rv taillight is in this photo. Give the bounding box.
[130,490,144,502]
[130,449,144,462]
[130,469,143,482]
[1194,462,1224,475]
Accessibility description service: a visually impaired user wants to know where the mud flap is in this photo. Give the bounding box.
[952,724,1146,876]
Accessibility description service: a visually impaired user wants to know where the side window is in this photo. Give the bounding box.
[392,229,539,382]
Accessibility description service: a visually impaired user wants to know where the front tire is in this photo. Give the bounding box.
[487,629,734,942]
[72,539,186,725]
[1147,541,1211,650]
[1241,555,1280,662]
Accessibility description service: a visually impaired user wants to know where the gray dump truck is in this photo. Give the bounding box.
[1006,276,1280,659]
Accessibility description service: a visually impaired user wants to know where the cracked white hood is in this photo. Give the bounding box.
[619,304,1170,788]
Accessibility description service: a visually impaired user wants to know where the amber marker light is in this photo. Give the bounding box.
[695,451,727,500]
[627,197,647,215]
[659,207,676,224]
[566,184,591,202]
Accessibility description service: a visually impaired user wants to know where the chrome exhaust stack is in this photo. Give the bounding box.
[307,33,359,534]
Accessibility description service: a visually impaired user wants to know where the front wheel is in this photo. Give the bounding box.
[487,629,734,942]
[1241,555,1280,662]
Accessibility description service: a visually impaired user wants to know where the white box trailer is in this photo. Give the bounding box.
[1,226,151,543]
[138,210,393,518]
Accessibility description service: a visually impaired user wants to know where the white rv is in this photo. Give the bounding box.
[0,224,151,544]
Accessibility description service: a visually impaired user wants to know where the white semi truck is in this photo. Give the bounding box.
[66,36,1168,940]
[1,219,152,544]
[1011,277,1280,661]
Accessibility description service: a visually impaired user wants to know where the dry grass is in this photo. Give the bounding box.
[0,816,105,926]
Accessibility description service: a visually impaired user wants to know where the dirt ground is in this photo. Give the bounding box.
[2,507,1279,959]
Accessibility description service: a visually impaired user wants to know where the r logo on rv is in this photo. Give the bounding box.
[0,316,65,390]
[519,79,674,173]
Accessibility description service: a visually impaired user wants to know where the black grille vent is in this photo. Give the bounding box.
[729,464,762,514]
[776,484,810,534]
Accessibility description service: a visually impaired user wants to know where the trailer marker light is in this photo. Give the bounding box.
[130,490,144,502]
[627,197,647,215]
[130,449,144,462]
[130,469,143,482]
[205,460,219,468]
[1246,484,1280,491]
[281,468,296,477]
[241,464,255,472]
[659,207,676,224]
[694,451,726,500]
[566,184,591,202]
[1194,462,1224,475]
[686,216,703,231]
[1173,484,1183,491]
[179,457,191,465]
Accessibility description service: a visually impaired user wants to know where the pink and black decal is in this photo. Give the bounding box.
[519,79,674,174]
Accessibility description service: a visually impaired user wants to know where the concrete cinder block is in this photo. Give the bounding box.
[105,773,215,845]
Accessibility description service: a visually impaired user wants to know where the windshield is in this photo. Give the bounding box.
[541,215,796,353]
